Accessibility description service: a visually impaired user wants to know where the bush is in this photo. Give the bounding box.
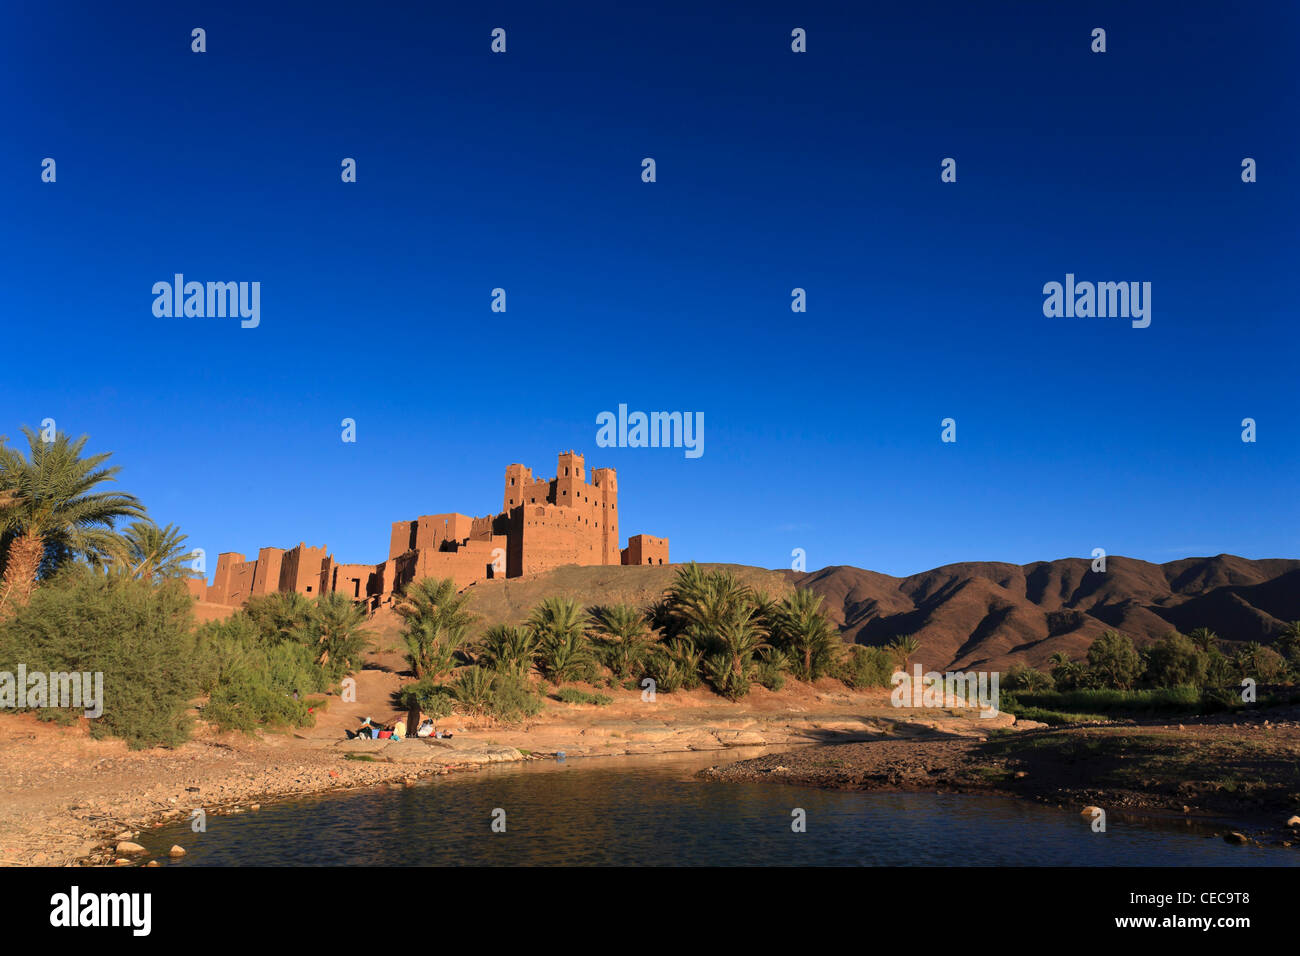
[397,677,455,720]
[193,613,327,735]
[645,638,703,694]
[449,666,543,723]
[1004,663,1054,693]
[486,669,544,723]
[754,648,788,691]
[0,570,199,748]
[203,678,315,734]
[1087,630,1142,689]
[536,629,597,685]
[835,645,894,689]
[554,687,613,706]
[1143,632,1206,688]
[1046,609,1086,636]
[478,624,539,673]
[1012,685,1202,715]
[450,666,494,715]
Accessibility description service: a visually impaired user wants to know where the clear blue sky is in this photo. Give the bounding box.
[2,1,1296,580]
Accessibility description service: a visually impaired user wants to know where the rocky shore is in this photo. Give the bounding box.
[3,681,1022,866]
[703,709,1300,849]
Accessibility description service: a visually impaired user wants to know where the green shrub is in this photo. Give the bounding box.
[1087,630,1142,689]
[478,624,539,673]
[397,677,455,720]
[554,687,613,706]
[1143,632,1206,688]
[203,678,315,734]
[1004,663,1055,693]
[754,648,789,691]
[487,669,544,722]
[645,638,703,694]
[193,603,351,735]
[451,665,494,714]
[1012,685,1202,715]
[0,570,198,748]
[769,589,839,681]
[834,645,894,689]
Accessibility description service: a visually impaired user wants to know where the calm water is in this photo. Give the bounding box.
[140,750,1298,866]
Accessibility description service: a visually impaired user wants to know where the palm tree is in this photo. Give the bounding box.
[673,570,754,651]
[395,577,476,678]
[311,592,373,674]
[113,520,200,582]
[1188,627,1219,653]
[589,604,658,680]
[888,634,920,668]
[527,597,593,683]
[526,596,589,644]
[1275,621,1300,661]
[705,604,770,699]
[0,427,144,612]
[478,623,540,674]
[1047,652,1072,668]
[772,588,839,681]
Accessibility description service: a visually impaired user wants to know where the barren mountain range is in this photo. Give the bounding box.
[792,554,1300,672]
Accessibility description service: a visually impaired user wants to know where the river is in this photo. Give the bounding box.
[137,749,1298,866]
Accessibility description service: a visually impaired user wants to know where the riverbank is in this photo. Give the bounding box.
[2,678,1021,866]
[703,705,1300,848]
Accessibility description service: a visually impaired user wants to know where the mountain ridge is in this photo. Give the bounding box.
[788,554,1300,671]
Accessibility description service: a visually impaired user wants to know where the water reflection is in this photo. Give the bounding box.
[141,750,1298,867]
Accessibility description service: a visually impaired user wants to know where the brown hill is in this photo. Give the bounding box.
[240,555,1296,675]
[791,555,1300,671]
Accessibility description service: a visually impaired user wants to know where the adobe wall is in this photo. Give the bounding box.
[252,547,285,595]
[622,533,669,566]
[331,562,377,600]
[206,452,665,608]
[225,558,258,606]
[207,551,246,604]
[279,543,330,596]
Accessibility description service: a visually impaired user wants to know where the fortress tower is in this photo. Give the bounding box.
[204,452,665,608]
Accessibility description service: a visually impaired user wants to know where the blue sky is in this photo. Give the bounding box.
[2,1,1296,580]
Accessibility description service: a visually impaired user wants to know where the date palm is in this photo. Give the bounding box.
[478,623,540,674]
[1188,627,1219,653]
[589,603,658,680]
[773,588,839,681]
[704,604,770,699]
[0,427,144,613]
[527,597,593,683]
[888,634,920,668]
[311,591,373,675]
[115,520,201,582]
[395,576,476,678]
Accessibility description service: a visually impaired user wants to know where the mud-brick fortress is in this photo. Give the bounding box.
[196,452,670,608]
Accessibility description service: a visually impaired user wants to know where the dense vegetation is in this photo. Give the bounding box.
[1001,625,1300,721]
[389,562,870,723]
[0,427,367,747]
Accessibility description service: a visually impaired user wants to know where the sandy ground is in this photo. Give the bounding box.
[0,665,1016,866]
